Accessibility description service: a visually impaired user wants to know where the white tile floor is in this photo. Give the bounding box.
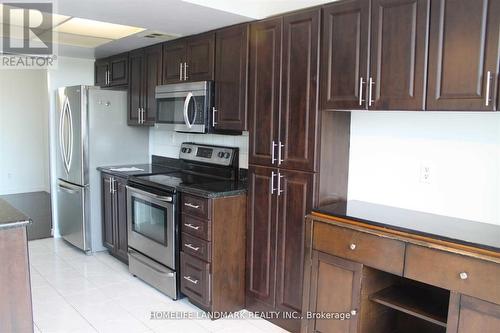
[29,238,289,333]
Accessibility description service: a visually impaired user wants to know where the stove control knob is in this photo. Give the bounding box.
[186,148,192,153]
[181,148,187,153]
[224,152,231,159]
[217,151,225,158]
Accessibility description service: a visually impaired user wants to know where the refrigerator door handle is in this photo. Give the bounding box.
[58,101,67,174]
[66,98,74,173]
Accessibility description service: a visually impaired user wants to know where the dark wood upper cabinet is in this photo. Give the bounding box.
[94,53,128,88]
[321,0,370,110]
[101,173,128,264]
[275,169,315,331]
[128,45,161,126]
[214,24,249,132]
[370,0,429,110]
[246,165,278,309]
[427,0,500,111]
[305,251,362,333]
[162,40,186,84]
[186,32,215,82]
[280,9,320,172]
[162,33,214,84]
[248,18,282,167]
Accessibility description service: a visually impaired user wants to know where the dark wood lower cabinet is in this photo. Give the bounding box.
[246,165,315,332]
[101,173,128,263]
[447,293,500,333]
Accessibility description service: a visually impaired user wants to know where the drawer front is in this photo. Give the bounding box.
[181,214,211,241]
[180,252,211,307]
[405,244,500,305]
[182,232,211,262]
[313,222,405,275]
[182,194,211,219]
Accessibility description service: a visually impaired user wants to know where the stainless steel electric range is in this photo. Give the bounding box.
[126,142,241,300]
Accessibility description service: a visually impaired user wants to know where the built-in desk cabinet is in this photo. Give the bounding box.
[302,215,500,333]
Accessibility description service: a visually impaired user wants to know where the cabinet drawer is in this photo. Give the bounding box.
[405,245,500,305]
[182,233,211,262]
[180,252,211,308]
[181,194,211,220]
[313,222,405,275]
[181,214,211,241]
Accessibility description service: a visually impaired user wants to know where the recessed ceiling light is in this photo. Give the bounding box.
[54,17,145,40]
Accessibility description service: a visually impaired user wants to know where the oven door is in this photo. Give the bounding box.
[155,82,210,133]
[126,186,176,269]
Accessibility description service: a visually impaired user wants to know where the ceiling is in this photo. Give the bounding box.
[1,0,334,58]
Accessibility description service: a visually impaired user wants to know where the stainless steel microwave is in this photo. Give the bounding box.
[155,81,214,133]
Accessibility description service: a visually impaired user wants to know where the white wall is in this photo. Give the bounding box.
[0,69,50,195]
[47,56,95,237]
[149,125,249,168]
[348,112,500,225]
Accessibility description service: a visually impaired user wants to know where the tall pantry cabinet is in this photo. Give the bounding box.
[246,9,320,333]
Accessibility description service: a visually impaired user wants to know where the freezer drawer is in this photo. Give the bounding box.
[56,179,90,252]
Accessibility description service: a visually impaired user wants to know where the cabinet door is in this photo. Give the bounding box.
[186,32,215,82]
[214,24,249,132]
[95,59,108,87]
[101,174,115,251]
[369,0,429,110]
[321,0,369,110]
[248,18,282,167]
[280,9,320,172]
[447,293,500,333]
[128,49,144,126]
[246,165,278,308]
[275,170,315,332]
[114,177,128,263]
[108,54,128,86]
[306,252,362,333]
[427,0,500,111]
[162,40,186,84]
[144,44,162,125]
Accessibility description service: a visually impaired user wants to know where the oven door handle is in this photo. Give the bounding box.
[126,186,173,203]
[183,92,195,129]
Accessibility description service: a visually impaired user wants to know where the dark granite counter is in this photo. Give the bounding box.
[314,200,500,253]
[178,180,247,199]
[0,198,32,230]
[97,163,179,178]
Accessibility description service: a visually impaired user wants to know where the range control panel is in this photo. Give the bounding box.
[179,143,237,167]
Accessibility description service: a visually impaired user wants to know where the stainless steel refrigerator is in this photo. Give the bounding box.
[53,86,149,253]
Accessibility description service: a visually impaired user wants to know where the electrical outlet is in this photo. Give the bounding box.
[419,164,432,184]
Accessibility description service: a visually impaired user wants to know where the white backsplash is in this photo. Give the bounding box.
[149,124,249,168]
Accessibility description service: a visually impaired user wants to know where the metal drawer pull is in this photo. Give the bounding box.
[349,243,356,250]
[184,202,200,209]
[183,276,198,284]
[185,243,200,251]
[184,223,200,230]
[459,272,468,280]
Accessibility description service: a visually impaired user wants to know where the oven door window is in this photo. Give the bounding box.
[131,197,168,246]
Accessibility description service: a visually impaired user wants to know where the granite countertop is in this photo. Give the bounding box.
[177,180,247,199]
[314,200,500,253]
[0,198,32,230]
[97,164,179,178]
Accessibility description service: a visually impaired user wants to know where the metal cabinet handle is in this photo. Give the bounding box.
[270,171,277,194]
[137,108,141,124]
[349,243,356,250]
[183,276,198,284]
[351,310,357,316]
[112,178,117,194]
[459,272,468,280]
[277,172,284,196]
[278,141,284,165]
[368,77,375,107]
[212,107,217,127]
[271,141,277,164]
[359,77,365,106]
[485,71,492,106]
[184,62,188,80]
[180,63,183,81]
[140,108,143,124]
[185,243,200,251]
[184,202,200,209]
[184,223,200,230]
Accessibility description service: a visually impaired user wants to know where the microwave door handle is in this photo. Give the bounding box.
[183,92,194,129]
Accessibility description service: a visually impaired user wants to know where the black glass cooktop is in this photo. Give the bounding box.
[132,172,220,191]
